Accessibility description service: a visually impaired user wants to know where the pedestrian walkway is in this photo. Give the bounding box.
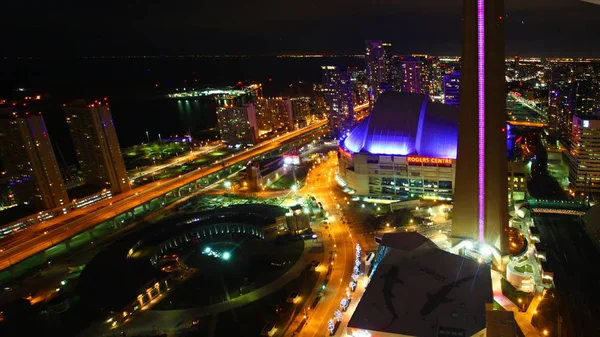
[86,236,322,337]
[491,270,543,337]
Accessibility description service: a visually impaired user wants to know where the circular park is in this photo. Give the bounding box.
[78,204,307,323]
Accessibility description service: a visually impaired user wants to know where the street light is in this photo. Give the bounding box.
[292,184,298,199]
[224,181,232,191]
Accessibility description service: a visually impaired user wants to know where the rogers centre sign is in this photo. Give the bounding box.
[407,156,452,165]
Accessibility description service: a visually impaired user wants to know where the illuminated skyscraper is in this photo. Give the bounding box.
[569,115,600,194]
[389,55,403,92]
[573,73,595,116]
[400,56,422,94]
[290,97,311,125]
[216,104,258,145]
[365,40,390,101]
[0,109,68,211]
[64,100,130,194]
[548,66,573,140]
[321,65,354,137]
[452,0,509,255]
[443,71,461,108]
[254,97,294,133]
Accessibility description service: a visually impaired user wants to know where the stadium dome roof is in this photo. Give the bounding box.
[342,91,458,158]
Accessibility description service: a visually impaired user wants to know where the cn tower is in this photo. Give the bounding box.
[452,0,509,255]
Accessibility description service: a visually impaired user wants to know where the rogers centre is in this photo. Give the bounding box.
[337,92,458,200]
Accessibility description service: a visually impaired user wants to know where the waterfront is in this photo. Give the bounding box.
[0,56,361,159]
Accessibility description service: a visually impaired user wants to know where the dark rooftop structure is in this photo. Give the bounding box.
[348,232,492,337]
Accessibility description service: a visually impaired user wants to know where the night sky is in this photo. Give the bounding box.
[3,0,600,57]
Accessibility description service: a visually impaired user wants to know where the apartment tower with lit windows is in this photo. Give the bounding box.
[64,100,130,194]
[0,109,69,211]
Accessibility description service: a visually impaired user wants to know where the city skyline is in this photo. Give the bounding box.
[1,0,600,334]
[2,1,600,57]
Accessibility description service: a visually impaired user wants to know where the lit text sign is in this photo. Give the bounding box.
[339,147,352,159]
[407,156,452,165]
[284,155,300,165]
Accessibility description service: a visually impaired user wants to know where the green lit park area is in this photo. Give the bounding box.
[153,237,304,309]
[123,141,194,169]
[128,146,236,187]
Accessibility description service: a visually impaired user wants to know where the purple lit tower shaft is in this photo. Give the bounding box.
[452,0,509,255]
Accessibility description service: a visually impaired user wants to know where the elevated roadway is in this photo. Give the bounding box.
[507,120,548,128]
[0,120,327,272]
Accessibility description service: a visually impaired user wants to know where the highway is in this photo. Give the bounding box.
[0,120,327,272]
[129,144,223,182]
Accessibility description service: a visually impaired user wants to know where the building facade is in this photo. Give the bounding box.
[507,161,530,202]
[573,74,596,116]
[452,0,509,255]
[290,97,311,125]
[254,97,294,134]
[569,115,600,194]
[321,65,354,137]
[365,40,390,101]
[443,71,461,108]
[64,100,130,194]
[400,56,422,94]
[216,104,258,145]
[0,109,68,211]
[548,67,574,140]
[338,92,458,200]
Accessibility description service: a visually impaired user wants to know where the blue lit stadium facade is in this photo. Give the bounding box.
[337,92,459,200]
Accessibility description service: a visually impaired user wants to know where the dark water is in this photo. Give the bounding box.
[0,56,362,164]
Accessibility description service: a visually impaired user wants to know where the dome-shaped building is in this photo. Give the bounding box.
[338,92,458,200]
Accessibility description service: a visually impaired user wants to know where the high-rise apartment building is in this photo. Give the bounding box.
[569,115,600,194]
[382,43,393,85]
[548,67,574,140]
[216,104,258,145]
[452,0,509,255]
[290,97,311,124]
[573,74,596,116]
[254,97,293,134]
[0,109,68,211]
[400,56,422,94]
[443,71,461,108]
[321,65,354,137]
[365,40,390,101]
[64,100,130,194]
[389,55,403,92]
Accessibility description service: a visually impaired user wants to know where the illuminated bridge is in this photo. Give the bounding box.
[507,120,548,127]
[520,199,588,216]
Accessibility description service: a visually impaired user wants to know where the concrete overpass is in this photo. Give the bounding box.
[0,120,327,279]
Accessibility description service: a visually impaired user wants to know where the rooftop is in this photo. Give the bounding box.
[348,232,492,337]
[341,92,458,158]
